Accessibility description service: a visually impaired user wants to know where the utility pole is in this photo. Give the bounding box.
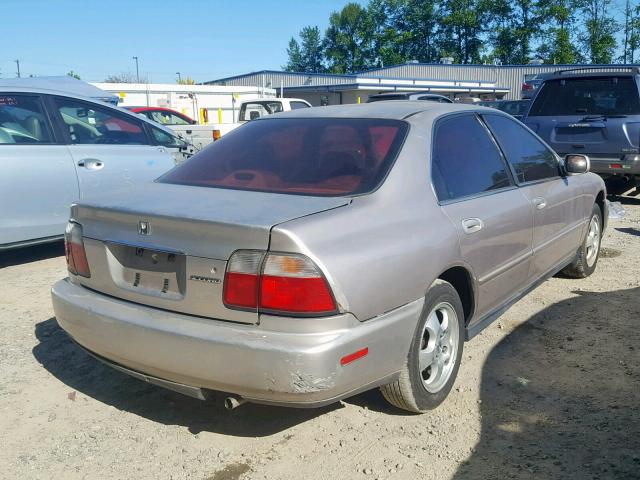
[15,59,21,78]
[132,56,140,83]
[176,72,181,82]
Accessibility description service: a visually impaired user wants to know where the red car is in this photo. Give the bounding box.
[125,106,196,126]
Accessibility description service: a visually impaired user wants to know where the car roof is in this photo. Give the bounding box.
[544,69,640,82]
[128,106,182,112]
[266,101,490,120]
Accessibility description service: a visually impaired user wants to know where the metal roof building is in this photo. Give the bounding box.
[207,63,638,104]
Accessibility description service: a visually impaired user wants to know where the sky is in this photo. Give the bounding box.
[1,0,361,83]
[1,0,632,84]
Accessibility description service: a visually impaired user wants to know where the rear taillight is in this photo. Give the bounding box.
[64,221,90,278]
[522,83,534,91]
[223,250,263,309]
[223,251,337,316]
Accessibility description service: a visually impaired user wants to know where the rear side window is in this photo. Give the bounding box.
[483,114,559,183]
[54,97,148,145]
[158,118,408,196]
[147,110,193,125]
[431,114,512,202]
[529,77,640,116]
[0,95,53,144]
[238,101,284,121]
[289,101,310,110]
[367,94,406,102]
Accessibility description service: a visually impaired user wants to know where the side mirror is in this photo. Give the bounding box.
[564,154,590,174]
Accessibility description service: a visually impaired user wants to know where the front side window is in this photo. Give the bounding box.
[150,126,185,148]
[529,77,640,116]
[483,114,559,183]
[431,114,512,202]
[159,117,408,196]
[54,97,148,145]
[0,95,53,144]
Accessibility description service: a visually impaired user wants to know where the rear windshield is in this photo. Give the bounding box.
[158,117,408,196]
[529,77,640,116]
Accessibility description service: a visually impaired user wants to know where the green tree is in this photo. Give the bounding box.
[579,0,617,63]
[630,5,640,63]
[284,37,305,72]
[486,0,547,64]
[299,26,325,72]
[536,0,581,63]
[621,0,640,63]
[323,2,376,73]
[367,0,407,66]
[284,26,325,72]
[66,70,81,80]
[440,0,485,63]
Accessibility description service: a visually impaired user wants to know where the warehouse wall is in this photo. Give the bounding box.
[209,64,638,101]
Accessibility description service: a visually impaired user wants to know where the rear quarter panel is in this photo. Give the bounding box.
[269,125,465,321]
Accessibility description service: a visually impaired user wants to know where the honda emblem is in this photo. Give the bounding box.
[138,221,150,236]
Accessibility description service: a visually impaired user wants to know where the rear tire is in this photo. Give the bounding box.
[562,204,602,278]
[380,280,464,413]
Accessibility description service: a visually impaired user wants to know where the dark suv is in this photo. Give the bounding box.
[523,68,640,194]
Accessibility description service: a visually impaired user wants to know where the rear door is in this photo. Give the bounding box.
[0,93,78,246]
[49,95,176,201]
[431,113,533,320]
[484,114,585,279]
[524,76,640,171]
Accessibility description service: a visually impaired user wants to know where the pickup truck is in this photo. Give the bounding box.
[134,98,312,152]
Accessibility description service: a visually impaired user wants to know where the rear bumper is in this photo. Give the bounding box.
[586,156,640,176]
[51,278,421,407]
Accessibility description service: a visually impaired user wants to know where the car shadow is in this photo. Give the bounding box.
[33,317,336,437]
[0,241,64,268]
[453,287,640,480]
[612,194,640,206]
[615,227,640,237]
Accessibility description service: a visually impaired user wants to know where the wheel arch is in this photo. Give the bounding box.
[595,189,606,231]
[437,266,475,326]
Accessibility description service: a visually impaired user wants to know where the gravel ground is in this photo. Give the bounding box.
[1,198,638,480]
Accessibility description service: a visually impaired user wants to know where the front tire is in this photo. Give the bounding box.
[380,279,465,413]
[562,204,602,278]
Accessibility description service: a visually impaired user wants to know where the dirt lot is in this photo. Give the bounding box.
[1,198,639,480]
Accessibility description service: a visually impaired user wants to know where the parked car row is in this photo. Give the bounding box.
[128,98,312,151]
[0,83,192,250]
[51,100,606,413]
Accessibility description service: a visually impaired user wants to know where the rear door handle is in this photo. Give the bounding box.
[77,159,104,170]
[532,197,547,210]
[461,218,483,234]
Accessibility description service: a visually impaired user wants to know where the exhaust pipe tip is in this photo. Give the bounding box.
[224,395,245,410]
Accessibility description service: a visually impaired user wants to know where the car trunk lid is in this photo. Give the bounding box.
[71,183,350,323]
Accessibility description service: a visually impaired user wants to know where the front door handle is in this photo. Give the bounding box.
[462,218,483,234]
[77,159,104,170]
[532,197,547,210]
